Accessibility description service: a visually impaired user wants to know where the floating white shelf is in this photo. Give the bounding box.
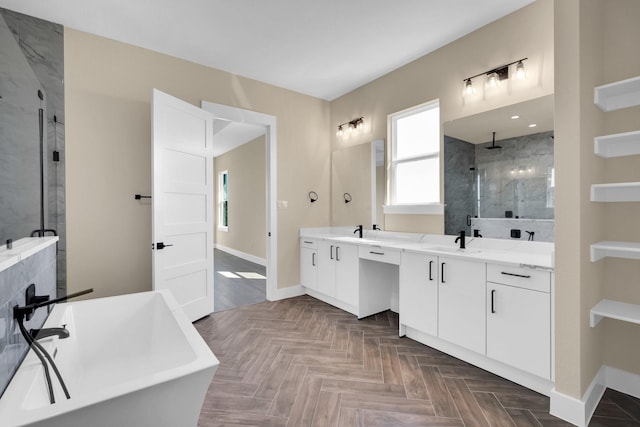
[594,76,640,112]
[591,241,640,262]
[591,182,640,202]
[595,130,640,158]
[590,299,640,327]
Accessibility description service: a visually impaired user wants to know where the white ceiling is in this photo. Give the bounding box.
[212,119,265,158]
[0,0,534,101]
[444,95,554,144]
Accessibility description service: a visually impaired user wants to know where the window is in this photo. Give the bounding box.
[218,170,228,230]
[386,100,442,214]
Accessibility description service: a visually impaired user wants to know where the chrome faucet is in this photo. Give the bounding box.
[354,224,363,238]
[454,230,466,249]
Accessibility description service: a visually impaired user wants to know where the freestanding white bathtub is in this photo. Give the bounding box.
[0,290,218,427]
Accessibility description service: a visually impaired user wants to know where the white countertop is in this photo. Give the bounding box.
[0,236,59,273]
[300,227,554,270]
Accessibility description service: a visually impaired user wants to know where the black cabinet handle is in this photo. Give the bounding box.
[330,245,334,260]
[369,251,384,256]
[336,246,340,261]
[429,260,433,281]
[441,262,446,283]
[312,252,316,266]
[501,271,531,279]
[491,289,496,313]
[304,240,313,244]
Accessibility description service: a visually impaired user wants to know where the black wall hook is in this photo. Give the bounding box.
[308,191,318,203]
[343,193,352,203]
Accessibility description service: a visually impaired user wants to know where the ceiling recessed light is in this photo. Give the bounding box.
[511,115,520,119]
[528,123,537,128]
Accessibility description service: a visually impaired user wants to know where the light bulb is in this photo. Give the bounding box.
[336,125,343,137]
[515,60,526,79]
[356,119,364,130]
[486,72,499,87]
[464,79,474,96]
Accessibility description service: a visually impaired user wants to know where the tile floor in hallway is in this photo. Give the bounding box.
[194,295,640,426]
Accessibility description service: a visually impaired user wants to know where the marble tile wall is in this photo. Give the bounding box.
[444,136,475,235]
[0,245,57,397]
[0,8,66,292]
[475,131,554,220]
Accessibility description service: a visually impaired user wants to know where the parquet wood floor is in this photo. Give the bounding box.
[194,295,640,426]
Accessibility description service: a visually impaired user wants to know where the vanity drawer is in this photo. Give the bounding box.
[487,264,550,293]
[359,246,401,265]
[300,238,317,249]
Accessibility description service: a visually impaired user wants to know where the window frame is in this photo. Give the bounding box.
[385,99,443,215]
[218,170,229,231]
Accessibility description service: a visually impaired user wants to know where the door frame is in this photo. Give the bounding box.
[201,101,277,302]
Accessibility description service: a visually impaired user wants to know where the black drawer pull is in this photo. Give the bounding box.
[336,246,341,261]
[304,240,313,244]
[369,251,385,256]
[441,262,446,283]
[491,289,496,313]
[312,253,316,266]
[429,260,433,281]
[330,245,334,260]
[501,272,531,279]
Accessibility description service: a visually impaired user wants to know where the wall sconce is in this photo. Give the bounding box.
[463,57,528,95]
[336,117,364,137]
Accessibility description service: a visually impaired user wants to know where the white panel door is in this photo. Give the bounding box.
[152,89,214,321]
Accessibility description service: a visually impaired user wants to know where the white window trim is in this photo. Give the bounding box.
[218,170,228,232]
[387,99,443,215]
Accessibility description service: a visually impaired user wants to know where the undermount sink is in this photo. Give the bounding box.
[428,246,482,254]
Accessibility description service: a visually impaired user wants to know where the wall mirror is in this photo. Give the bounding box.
[444,95,554,241]
[331,140,385,230]
[0,8,66,288]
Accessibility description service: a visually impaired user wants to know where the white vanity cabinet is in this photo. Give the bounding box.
[399,251,438,336]
[438,257,487,354]
[486,264,551,379]
[317,240,359,305]
[300,239,318,291]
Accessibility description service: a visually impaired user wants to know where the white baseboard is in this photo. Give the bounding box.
[268,284,306,301]
[215,244,266,266]
[550,365,640,426]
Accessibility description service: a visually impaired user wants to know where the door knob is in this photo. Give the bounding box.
[156,242,174,250]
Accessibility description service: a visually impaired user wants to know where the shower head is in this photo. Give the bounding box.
[486,131,501,150]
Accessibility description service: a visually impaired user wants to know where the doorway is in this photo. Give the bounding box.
[201,101,277,310]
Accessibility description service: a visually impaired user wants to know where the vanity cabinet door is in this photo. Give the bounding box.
[300,247,318,291]
[335,243,359,307]
[486,282,550,379]
[317,240,337,297]
[399,251,438,336]
[438,257,486,354]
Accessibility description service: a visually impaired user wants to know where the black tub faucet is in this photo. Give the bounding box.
[455,230,466,249]
[30,327,70,340]
[354,224,363,238]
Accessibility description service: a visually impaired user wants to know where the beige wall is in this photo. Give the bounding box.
[331,142,371,227]
[554,0,640,399]
[599,1,640,377]
[65,29,331,298]
[329,0,554,234]
[214,135,266,259]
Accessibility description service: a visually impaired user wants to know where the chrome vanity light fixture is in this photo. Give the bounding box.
[336,117,364,137]
[462,57,528,95]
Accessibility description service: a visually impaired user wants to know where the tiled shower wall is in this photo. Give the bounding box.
[445,131,554,239]
[0,244,57,397]
[0,8,66,294]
